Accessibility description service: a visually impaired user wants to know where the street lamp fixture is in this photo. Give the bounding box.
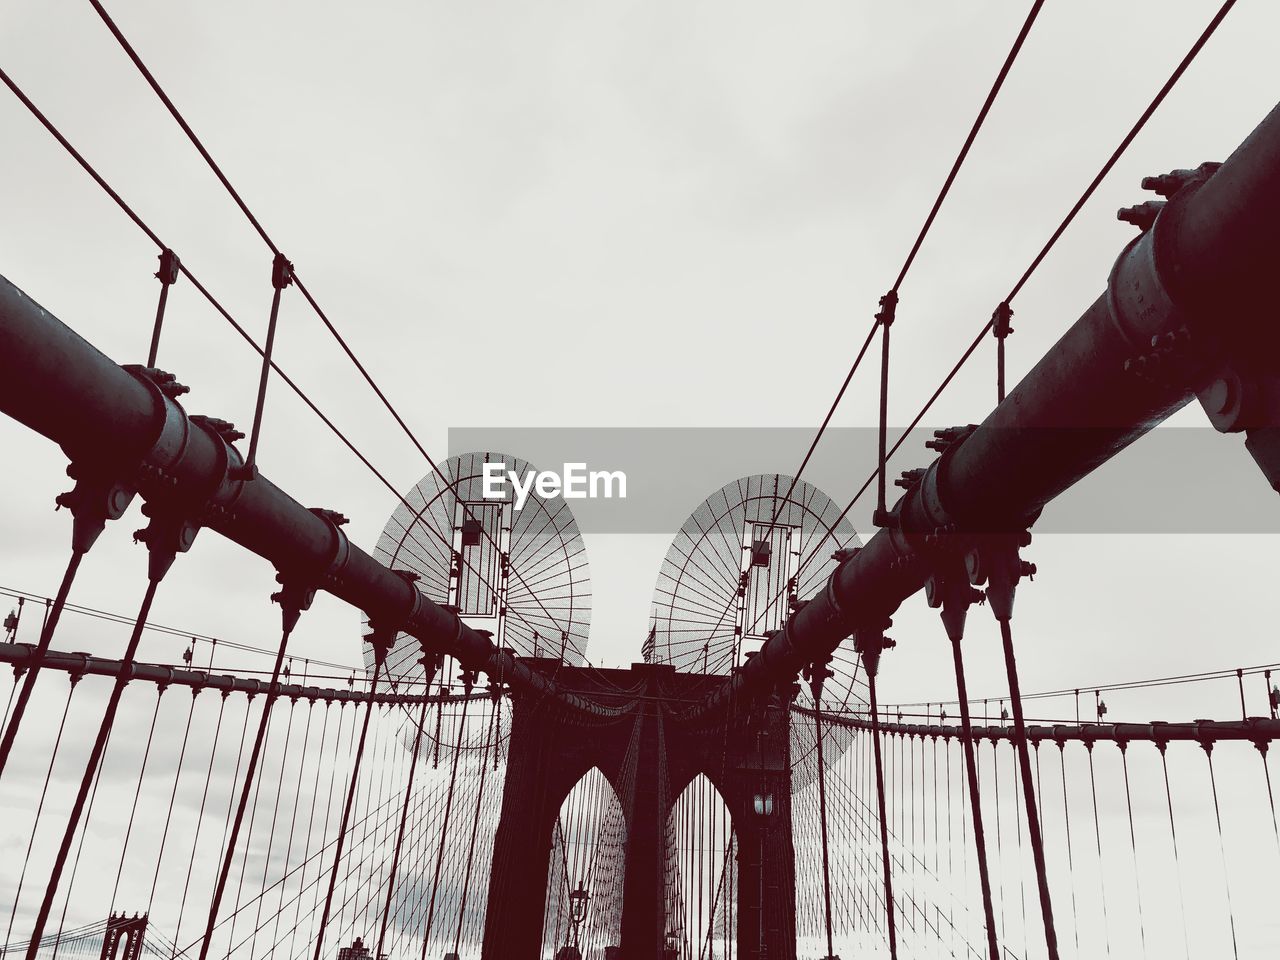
[569,880,590,948]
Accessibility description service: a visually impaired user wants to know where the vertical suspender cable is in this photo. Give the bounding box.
[375,697,432,960]
[0,550,83,780]
[238,255,293,477]
[50,754,109,960]
[1057,743,1081,959]
[992,739,1005,944]
[906,734,918,939]
[3,669,80,948]
[147,686,201,913]
[810,677,836,960]
[197,622,296,960]
[993,302,1013,403]
[945,734,955,954]
[174,690,231,953]
[420,691,471,957]
[1254,741,1280,867]
[225,663,275,960]
[247,692,299,959]
[265,695,318,956]
[948,634,999,960]
[998,617,1059,959]
[147,249,181,367]
[290,702,341,960]
[311,654,386,960]
[1201,744,1239,960]
[873,293,897,527]
[0,668,17,733]
[108,683,167,914]
[453,698,499,957]
[1012,737,1027,955]
[1085,744,1112,957]
[25,574,162,960]
[865,662,898,960]
[1117,743,1148,960]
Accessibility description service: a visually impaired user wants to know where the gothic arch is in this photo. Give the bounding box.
[665,774,737,960]
[541,767,627,959]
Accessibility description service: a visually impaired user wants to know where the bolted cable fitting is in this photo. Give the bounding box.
[155,248,181,286]
[895,467,926,490]
[486,671,505,701]
[272,571,317,635]
[965,531,1035,622]
[312,508,349,529]
[853,621,895,678]
[801,654,835,702]
[1117,200,1166,232]
[190,415,244,444]
[1123,325,1195,384]
[925,558,985,646]
[872,505,900,530]
[875,290,898,327]
[925,424,977,454]
[132,502,201,582]
[271,253,295,291]
[231,253,296,482]
[56,462,138,555]
[362,621,399,668]
[1140,161,1221,198]
[125,365,190,400]
[992,301,1014,341]
[147,254,182,367]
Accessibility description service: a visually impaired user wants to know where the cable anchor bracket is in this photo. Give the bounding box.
[963,531,1036,622]
[992,301,1014,340]
[853,621,895,680]
[801,653,835,704]
[875,290,898,328]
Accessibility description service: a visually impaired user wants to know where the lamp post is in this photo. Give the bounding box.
[753,792,774,959]
[569,880,590,952]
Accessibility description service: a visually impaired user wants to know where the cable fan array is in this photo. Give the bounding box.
[369,452,592,690]
[648,475,859,682]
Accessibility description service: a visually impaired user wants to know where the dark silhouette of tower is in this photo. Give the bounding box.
[481,660,796,960]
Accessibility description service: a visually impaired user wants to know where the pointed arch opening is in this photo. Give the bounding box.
[665,774,738,960]
[541,767,626,959]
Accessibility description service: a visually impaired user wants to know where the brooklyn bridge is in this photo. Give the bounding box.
[1,2,1279,959]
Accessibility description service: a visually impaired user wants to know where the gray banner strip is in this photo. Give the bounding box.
[448,427,1279,534]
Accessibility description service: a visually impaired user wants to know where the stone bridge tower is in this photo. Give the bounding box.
[481,660,796,960]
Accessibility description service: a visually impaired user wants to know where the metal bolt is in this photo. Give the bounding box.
[1117,201,1165,231]
[895,467,926,490]
[1140,162,1222,198]
[1203,377,1234,416]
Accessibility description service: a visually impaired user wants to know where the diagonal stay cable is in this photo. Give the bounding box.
[86,0,280,256]
[769,0,1046,524]
[84,0,593,665]
[893,0,1047,293]
[0,63,603,689]
[0,65,414,512]
[741,0,1238,642]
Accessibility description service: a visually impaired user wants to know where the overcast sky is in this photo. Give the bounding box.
[3,3,1280,957]
[0,0,1277,721]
